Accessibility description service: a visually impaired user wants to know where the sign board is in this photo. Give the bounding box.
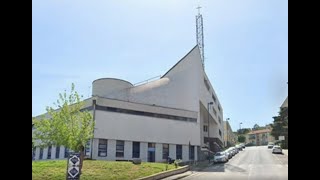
[279,136,285,140]
[66,153,81,180]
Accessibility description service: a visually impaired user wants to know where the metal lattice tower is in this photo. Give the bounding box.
[196,5,205,68]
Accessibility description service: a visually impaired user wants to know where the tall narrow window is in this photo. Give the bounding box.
[162,144,169,159]
[203,125,208,132]
[219,129,222,137]
[47,145,52,159]
[98,139,108,157]
[39,148,43,160]
[116,140,124,157]
[85,141,91,156]
[176,145,182,160]
[132,142,140,158]
[32,147,36,160]
[55,146,60,159]
[64,147,69,158]
[189,146,195,160]
[212,93,216,103]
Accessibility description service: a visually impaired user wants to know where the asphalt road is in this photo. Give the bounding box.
[182,146,288,180]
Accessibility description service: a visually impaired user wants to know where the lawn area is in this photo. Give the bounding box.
[32,160,177,180]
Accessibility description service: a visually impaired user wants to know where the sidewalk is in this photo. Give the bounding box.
[282,149,288,156]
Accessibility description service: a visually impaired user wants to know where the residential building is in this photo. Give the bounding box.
[32,45,224,163]
[246,128,275,146]
[223,121,236,147]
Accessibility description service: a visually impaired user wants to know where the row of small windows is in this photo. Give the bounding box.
[33,141,196,161]
[32,146,71,160]
[97,139,195,160]
[95,105,197,123]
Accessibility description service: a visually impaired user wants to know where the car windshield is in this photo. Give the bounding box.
[215,152,223,156]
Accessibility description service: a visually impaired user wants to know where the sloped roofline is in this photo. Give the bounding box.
[161,45,199,78]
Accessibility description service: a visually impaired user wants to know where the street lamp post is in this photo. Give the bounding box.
[207,102,213,150]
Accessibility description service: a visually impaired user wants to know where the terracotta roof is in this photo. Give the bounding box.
[248,129,271,135]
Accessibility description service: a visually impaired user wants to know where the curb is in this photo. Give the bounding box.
[136,165,190,180]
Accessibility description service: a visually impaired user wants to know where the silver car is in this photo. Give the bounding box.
[272,145,282,154]
[213,152,228,163]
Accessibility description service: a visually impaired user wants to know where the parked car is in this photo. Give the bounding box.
[236,145,243,151]
[272,145,282,154]
[213,152,228,163]
[224,150,232,159]
[268,144,274,149]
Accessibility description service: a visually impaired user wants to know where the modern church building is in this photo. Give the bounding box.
[32,45,225,163]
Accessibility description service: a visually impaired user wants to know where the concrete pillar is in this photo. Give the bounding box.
[155,143,163,162]
[182,145,189,162]
[43,147,48,160]
[35,147,40,160]
[140,142,148,162]
[195,146,198,161]
[169,144,176,160]
[107,139,116,160]
[92,139,99,160]
[60,146,65,159]
[124,141,133,160]
[51,146,56,159]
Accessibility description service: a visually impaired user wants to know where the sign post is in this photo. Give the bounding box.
[66,153,81,180]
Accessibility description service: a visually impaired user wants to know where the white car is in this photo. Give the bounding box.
[213,152,228,163]
[224,150,232,159]
[272,145,282,154]
[267,144,274,149]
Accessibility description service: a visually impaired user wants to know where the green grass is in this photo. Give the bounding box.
[32,160,176,180]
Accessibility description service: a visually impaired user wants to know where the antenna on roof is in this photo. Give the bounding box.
[196,2,205,69]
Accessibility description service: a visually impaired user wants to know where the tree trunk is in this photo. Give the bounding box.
[79,145,85,175]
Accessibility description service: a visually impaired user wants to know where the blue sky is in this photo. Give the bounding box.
[32,0,288,132]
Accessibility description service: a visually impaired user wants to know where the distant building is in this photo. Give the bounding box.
[246,129,275,146]
[32,45,224,162]
[223,121,236,147]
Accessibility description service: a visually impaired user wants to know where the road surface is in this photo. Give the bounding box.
[182,146,288,180]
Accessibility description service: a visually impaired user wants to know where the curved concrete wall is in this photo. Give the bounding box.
[92,78,133,98]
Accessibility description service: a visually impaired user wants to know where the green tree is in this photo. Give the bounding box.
[238,135,246,143]
[32,83,94,174]
[253,124,260,130]
[271,106,288,149]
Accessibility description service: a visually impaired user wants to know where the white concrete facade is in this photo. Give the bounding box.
[33,45,224,162]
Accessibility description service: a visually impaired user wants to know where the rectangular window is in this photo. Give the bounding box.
[98,139,108,157]
[203,125,208,132]
[32,147,36,160]
[218,105,221,112]
[132,142,140,158]
[162,144,169,159]
[212,93,216,103]
[116,140,124,157]
[176,145,182,160]
[39,148,43,160]
[219,129,222,137]
[85,141,91,156]
[55,146,60,159]
[64,147,69,158]
[47,145,52,159]
[218,116,221,124]
[204,79,210,91]
[189,146,195,160]
[212,107,217,116]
